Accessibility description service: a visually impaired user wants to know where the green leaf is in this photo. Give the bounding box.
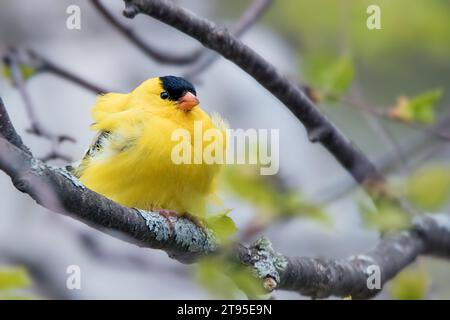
[359,199,411,232]
[0,267,31,291]
[389,89,443,124]
[389,266,429,300]
[206,210,237,242]
[222,165,330,225]
[405,165,450,211]
[222,165,277,210]
[277,191,332,226]
[195,257,264,299]
[305,54,354,101]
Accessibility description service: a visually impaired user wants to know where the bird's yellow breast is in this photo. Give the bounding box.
[78,106,223,217]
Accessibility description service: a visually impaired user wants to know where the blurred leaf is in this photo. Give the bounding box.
[195,257,263,299]
[206,210,237,243]
[389,266,429,300]
[1,64,37,81]
[324,55,354,97]
[20,64,37,80]
[279,191,331,226]
[270,0,450,63]
[223,165,275,211]
[222,165,330,225]
[267,0,450,120]
[389,89,443,124]
[0,267,31,291]
[1,65,11,80]
[359,199,411,232]
[304,54,354,102]
[0,293,35,300]
[228,265,265,299]
[405,165,450,211]
[196,258,237,299]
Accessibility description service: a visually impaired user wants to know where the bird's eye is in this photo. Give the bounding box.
[160,91,169,100]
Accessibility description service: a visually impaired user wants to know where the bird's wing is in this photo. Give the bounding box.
[67,131,111,178]
[84,130,112,160]
[68,92,134,177]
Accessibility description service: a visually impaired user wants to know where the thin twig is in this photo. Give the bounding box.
[26,49,108,94]
[2,50,75,162]
[91,0,203,65]
[314,112,450,204]
[340,95,450,142]
[1,48,107,95]
[349,84,410,173]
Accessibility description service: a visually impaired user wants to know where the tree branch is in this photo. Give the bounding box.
[121,0,383,188]
[246,213,450,299]
[184,0,273,81]
[0,99,30,155]
[1,97,450,299]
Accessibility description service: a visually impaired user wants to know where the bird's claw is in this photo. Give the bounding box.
[155,209,205,233]
[156,209,178,234]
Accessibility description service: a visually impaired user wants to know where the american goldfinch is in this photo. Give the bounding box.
[70,76,226,220]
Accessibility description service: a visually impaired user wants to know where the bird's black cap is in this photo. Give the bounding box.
[159,75,197,101]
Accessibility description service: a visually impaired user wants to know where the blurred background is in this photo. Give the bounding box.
[0,0,449,299]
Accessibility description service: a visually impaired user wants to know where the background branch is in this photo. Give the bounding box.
[1,48,108,94]
[316,112,450,204]
[23,49,108,95]
[2,50,75,162]
[340,95,450,142]
[90,0,204,65]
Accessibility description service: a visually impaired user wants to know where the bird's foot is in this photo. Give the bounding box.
[180,212,206,230]
[155,209,178,234]
[154,209,206,233]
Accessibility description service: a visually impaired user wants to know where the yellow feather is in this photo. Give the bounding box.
[76,77,226,218]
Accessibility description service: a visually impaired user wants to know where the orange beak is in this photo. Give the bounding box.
[177,91,199,111]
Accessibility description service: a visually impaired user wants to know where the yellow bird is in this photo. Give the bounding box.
[71,76,226,220]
